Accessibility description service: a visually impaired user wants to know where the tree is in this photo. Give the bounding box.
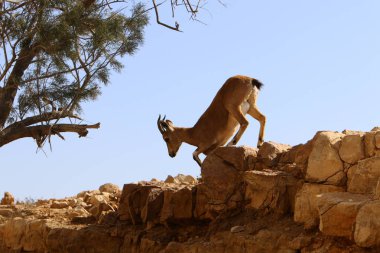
[0,0,206,149]
[0,0,148,148]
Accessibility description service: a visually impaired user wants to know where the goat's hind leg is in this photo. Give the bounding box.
[247,106,266,147]
[226,105,249,146]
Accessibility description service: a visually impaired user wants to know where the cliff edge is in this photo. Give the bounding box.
[1,128,380,252]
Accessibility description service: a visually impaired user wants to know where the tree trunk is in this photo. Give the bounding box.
[0,41,39,129]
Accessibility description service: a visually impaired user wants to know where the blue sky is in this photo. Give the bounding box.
[1,1,379,200]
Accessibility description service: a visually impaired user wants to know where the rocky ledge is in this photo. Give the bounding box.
[1,128,380,253]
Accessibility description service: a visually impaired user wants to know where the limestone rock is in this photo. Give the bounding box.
[347,157,380,194]
[99,183,120,195]
[118,184,163,224]
[294,183,344,229]
[317,192,370,238]
[50,201,69,209]
[338,134,364,164]
[354,200,380,247]
[140,187,164,225]
[280,141,313,165]
[67,198,78,208]
[0,208,13,218]
[164,175,176,184]
[67,206,90,219]
[375,179,380,199]
[257,141,291,167]
[195,147,245,219]
[244,170,296,214]
[364,131,377,158]
[306,131,345,185]
[88,194,109,207]
[160,186,193,223]
[375,132,380,149]
[209,145,258,171]
[342,129,365,135]
[89,202,114,219]
[174,174,197,185]
[1,218,48,252]
[118,184,139,221]
[164,174,197,185]
[1,192,14,206]
[77,189,100,199]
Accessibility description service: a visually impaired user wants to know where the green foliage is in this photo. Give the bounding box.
[1,0,148,124]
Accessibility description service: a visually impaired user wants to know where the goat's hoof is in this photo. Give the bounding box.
[227,140,236,146]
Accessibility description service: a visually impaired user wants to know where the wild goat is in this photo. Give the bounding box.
[157,75,266,167]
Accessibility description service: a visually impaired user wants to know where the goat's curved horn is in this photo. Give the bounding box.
[157,114,165,134]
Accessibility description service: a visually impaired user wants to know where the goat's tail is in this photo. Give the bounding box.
[251,78,264,90]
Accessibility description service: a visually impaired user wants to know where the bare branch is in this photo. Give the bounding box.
[152,0,182,32]
[0,122,100,147]
[3,111,82,133]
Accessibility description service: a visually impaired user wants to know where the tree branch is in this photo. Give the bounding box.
[2,111,82,134]
[152,0,182,32]
[0,122,100,147]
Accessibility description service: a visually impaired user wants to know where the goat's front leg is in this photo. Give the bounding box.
[192,144,214,167]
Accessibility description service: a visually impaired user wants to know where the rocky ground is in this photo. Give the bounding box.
[1,127,380,253]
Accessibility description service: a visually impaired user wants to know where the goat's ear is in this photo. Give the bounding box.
[164,120,174,131]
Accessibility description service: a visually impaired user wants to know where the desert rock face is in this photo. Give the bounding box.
[0,192,14,206]
[1,127,380,252]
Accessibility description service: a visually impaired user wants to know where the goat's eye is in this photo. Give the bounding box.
[164,138,169,142]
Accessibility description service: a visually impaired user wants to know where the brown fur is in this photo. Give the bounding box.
[158,75,266,166]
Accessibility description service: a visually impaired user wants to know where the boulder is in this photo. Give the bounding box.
[140,187,164,225]
[338,134,364,164]
[50,201,69,209]
[347,157,380,194]
[89,202,115,220]
[118,184,164,225]
[174,174,197,185]
[279,140,314,165]
[208,145,258,171]
[195,147,247,219]
[257,142,291,167]
[160,186,194,223]
[305,131,345,186]
[244,170,297,214]
[294,183,344,229]
[99,183,121,195]
[375,132,380,149]
[164,174,197,185]
[364,131,377,158]
[317,192,370,238]
[1,192,14,206]
[118,184,139,221]
[67,206,90,219]
[164,175,176,184]
[0,208,13,218]
[342,129,365,135]
[1,218,48,252]
[354,200,380,247]
[88,194,109,207]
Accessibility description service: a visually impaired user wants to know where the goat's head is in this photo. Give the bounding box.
[157,115,182,158]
